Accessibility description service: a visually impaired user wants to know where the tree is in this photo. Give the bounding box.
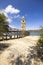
[0,13,9,39]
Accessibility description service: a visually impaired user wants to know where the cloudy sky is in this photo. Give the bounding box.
[0,0,43,30]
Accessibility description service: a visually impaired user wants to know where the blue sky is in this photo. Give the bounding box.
[0,0,43,30]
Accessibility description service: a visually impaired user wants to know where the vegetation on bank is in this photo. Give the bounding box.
[36,27,43,61]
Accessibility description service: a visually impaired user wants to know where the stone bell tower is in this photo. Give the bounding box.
[21,16,26,31]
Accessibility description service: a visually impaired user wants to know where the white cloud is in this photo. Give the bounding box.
[6,18,12,23]
[9,25,16,28]
[5,5,20,14]
[0,5,20,23]
[14,15,20,18]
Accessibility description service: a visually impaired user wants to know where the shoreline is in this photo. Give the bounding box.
[0,36,40,44]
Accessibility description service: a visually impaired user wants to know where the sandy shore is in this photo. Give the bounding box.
[0,36,43,65]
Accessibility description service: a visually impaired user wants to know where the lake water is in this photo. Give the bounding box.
[30,32,40,36]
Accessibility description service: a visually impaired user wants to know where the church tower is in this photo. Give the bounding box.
[21,16,26,31]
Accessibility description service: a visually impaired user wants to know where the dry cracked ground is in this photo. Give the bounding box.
[0,36,43,65]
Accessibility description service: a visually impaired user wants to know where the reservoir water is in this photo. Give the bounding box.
[30,32,40,36]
